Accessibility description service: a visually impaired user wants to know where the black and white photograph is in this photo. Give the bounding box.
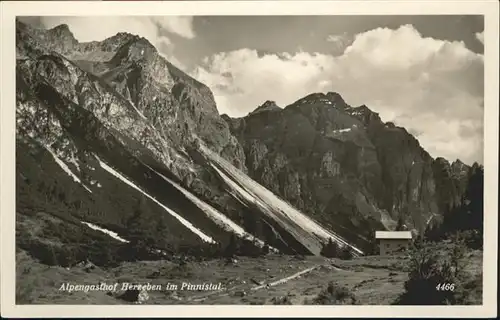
[1,0,498,318]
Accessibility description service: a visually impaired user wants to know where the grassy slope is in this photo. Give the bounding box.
[16,138,206,248]
[16,243,482,305]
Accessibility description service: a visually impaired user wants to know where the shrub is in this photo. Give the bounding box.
[261,243,270,255]
[320,238,339,258]
[311,281,357,305]
[449,233,467,278]
[395,216,408,231]
[271,295,293,305]
[220,234,268,258]
[16,262,36,304]
[320,239,353,260]
[457,230,482,250]
[224,234,239,258]
[394,241,469,305]
[338,245,353,260]
[365,238,380,256]
[16,280,35,304]
[238,238,265,257]
[168,261,193,278]
[29,242,59,266]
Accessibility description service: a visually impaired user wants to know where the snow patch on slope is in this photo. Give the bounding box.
[379,210,395,230]
[147,165,277,252]
[128,99,147,120]
[89,180,102,188]
[211,165,260,205]
[333,127,352,134]
[81,221,130,243]
[425,213,439,227]
[94,155,215,243]
[66,154,81,172]
[199,143,363,256]
[44,145,92,194]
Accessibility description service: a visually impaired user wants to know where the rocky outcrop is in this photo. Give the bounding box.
[432,158,471,213]
[16,19,252,250]
[118,287,149,304]
[223,92,475,245]
[17,19,250,206]
[249,100,281,116]
[16,20,246,178]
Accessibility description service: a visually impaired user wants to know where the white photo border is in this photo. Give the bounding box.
[1,1,498,318]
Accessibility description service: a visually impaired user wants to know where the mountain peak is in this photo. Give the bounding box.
[450,159,470,179]
[435,157,450,165]
[451,159,468,171]
[51,23,70,32]
[290,91,349,109]
[116,31,135,38]
[346,104,370,117]
[260,100,280,109]
[48,24,77,42]
[297,92,327,103]
[110,36,158,64]
[101,32,139,45]
[250,100,281,115]
[325,91,345,103]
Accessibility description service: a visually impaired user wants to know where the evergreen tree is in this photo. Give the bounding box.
[224,234,238,258]
[47,245,59,266]
[239,239,262,257]
[464,164,483,232]
[127,195,153,247]
[320,238,339,258]
[150,214,168,249]
[427,165,483,248]
[242,214,257,235]
[395,216,407,231]
[60,247,77,267]
[262,243,270,255]
[339,245,353,260]
[156,214,167,233]
[101,245,116,267]
[366,237,380,255]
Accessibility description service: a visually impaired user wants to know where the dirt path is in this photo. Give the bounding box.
[187,264,325,303]
[250,265,319,291]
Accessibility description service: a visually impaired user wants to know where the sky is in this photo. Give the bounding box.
[20,15,484,165]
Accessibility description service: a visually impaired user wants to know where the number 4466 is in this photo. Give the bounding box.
[436,283,456,291]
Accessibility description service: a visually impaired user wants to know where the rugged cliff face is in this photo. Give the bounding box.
[16,19,253,252]
[224,93,474,244]
[18,20,246,178]
[432,158,472,213]
[15,20,477,259]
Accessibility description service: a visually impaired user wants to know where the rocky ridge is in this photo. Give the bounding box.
[223,92,476,243]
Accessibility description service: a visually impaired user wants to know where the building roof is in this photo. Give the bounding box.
[375,231,412,239]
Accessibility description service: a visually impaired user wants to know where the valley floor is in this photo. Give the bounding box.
[16,246,483,305]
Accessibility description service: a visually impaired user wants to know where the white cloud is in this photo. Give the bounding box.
[475,31,484,44]
[151,16,195,39]
[326,34,345,43]
[194,50,334,116]
[326,32,351,52]
[193,24,484,165]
